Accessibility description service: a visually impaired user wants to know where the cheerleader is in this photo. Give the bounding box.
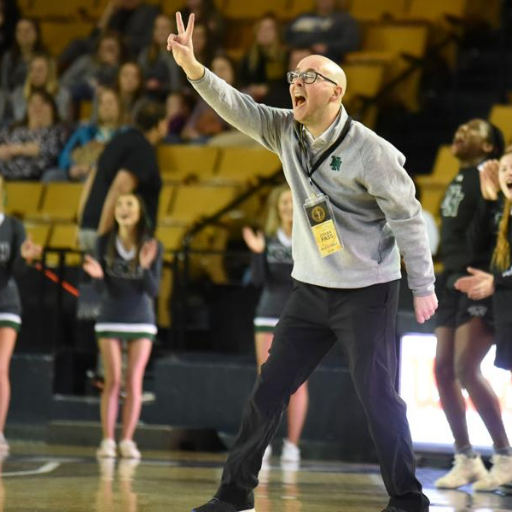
[0,175,42,454]
[83,193,162,459]
[455,148,512,490]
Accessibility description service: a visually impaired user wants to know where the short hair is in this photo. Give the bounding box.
[133,99,167,132]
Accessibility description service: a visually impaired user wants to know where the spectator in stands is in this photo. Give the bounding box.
[138,14,184,101]
[116,61,144,124]
[182,54,243,144]
[181,0,225,49]
[0,174,42,454]
[45,88,124,183]
[9,53,71,123]
[190,22,215,70]
[1,18,45,94]
[164,90,194,143]
[60,32,123,112]
[78,99,165,253]
[285,0,360,62]
[0,90,68,181]
[243,184,308,463]
[433,120,512,491]
[84,193,162,460]
[96,0,159,59]
[0,0,20,57]
[239,14,288,104]
[454,149,512,490]
[169,13,436,512]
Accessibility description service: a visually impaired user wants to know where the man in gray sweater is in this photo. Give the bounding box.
[168,13,438,512]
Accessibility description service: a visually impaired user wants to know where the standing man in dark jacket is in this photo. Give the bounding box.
[78,99,166,252]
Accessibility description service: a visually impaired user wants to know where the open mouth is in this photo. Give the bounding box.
[293,93,306,108]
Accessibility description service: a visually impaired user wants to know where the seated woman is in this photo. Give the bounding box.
[182,54,234,144]
[138,14,183,101]
[0,90,68,181]
[59,31,123,112]
[1,18,45,94]
[9,53,71,123]
[51,88,124,182]
[239,14,288,105]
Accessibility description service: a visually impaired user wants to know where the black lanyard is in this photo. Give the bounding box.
[294,116,353,194]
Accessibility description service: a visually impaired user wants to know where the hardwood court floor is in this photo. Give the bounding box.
[1,442,511,511]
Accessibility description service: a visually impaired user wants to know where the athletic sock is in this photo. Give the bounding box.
[456,444,478,458]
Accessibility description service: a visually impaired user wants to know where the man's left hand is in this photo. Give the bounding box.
[413,292,438,324]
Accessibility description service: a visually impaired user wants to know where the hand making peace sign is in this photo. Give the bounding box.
[167,12,204,80]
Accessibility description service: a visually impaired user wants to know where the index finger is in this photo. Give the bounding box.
[176,11,185,34]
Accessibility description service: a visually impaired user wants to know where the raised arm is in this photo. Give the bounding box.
[167,12,289,152]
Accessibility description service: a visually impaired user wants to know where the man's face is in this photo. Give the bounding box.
[289,56,338,127]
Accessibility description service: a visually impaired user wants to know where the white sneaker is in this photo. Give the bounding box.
[262,444,272,463]
[0,433,9,454]
[280,439,300,463]
[435,454,488,489]
[97,438,116,458]
[119,439,141,459]
[473,454,512,491]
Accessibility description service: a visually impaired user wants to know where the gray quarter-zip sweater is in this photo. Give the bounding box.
[190,68,435,296]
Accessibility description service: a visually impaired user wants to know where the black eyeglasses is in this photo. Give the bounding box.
[287,70,337,86]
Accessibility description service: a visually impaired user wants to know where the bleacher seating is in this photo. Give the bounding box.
[489,104,512,145]
[5,182,43,219]
[346,23,428,111]
[32,183,84,222]
[416,145,459,221]
[221,0,288,19]
[349,0,408,21]
[40,21,94,57]
[342,62,386,127]
[214,147,281,182]
[157,145,219,182]
[170,183,240,225]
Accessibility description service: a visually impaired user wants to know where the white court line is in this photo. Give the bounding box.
[2,461,61,477]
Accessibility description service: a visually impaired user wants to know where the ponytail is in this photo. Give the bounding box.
[492,197,512,271]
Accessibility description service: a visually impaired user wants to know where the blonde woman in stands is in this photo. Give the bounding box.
[84,193,162,460]
[243,184,308,463]
[9,53,71,123]
[0,175,42,453]
[50,87,124,183]
[239,13,288,104]
[454,147,512,491]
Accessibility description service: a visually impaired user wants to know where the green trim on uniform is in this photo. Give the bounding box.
[95,331,155,341]
[254,325,275,334]
[0,320,20,332]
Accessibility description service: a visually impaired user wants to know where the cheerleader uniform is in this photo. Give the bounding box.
[437,165,495,328]
[0,214,26,332]
[93,233,163,341]
[491,210,512,370]
[251,228,293,333]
